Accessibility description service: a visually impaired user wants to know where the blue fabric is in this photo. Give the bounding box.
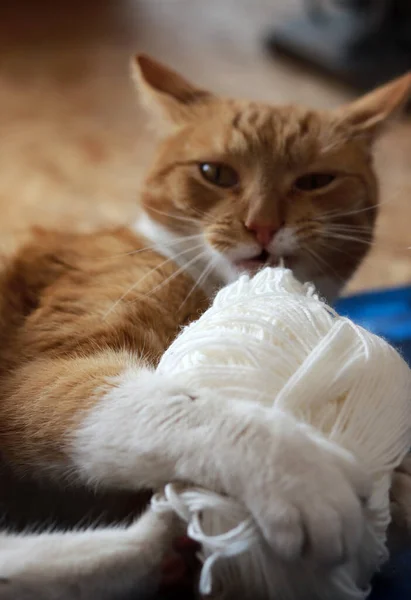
[335,285,411,363]
[336,285,411,598]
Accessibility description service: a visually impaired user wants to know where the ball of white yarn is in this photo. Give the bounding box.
[152,267,411,599]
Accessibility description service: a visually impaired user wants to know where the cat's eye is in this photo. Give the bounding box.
[294,173,336,192]
[198,162,239,188]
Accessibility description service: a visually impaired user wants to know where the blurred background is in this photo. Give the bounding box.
[0,0,410,294]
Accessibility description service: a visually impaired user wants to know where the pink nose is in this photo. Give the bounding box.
[245,223,279,247]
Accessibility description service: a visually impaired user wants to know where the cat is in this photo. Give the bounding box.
[0,54,410,600]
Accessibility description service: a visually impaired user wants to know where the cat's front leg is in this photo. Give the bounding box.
[71,367,370,567]
[0,509,179,600]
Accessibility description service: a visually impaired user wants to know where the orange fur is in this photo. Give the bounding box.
[0,228,207,467]
[0,55,410,535]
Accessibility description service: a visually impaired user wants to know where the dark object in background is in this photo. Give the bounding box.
[154,592,194,600]
[369,549,411,600]
[266,0,411,92]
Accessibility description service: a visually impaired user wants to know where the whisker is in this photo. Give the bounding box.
[325,224,372,233]
[102,242,205,319]
[323,232,376,247]
[315,207,366,221]
[121,234,205,259]
[293,226,319,240]
[143,249,210,300]
[315,194,397,222]
[83,233,205,263]
[324,225,406,251]
[328,230,407,250]
[187,206,214,225]
[145,205,201,226]
[300,245,328,279]
[302,244,346,284]
[315,237,360,262]
[178,254,217,312]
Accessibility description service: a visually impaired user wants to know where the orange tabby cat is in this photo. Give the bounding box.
[0,55,410,599]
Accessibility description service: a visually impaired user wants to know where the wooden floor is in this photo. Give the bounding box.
[0,0,410,293]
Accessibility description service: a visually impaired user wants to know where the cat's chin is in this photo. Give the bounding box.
[235,250,279,275]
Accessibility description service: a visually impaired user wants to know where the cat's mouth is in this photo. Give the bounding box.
[235,249,278,273]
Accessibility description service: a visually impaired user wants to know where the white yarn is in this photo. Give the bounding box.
[152,267,411,599]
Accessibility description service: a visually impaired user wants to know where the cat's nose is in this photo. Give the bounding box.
[245,222,280,247]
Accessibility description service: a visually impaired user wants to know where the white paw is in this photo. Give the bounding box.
[241,419,370,566]
[125,372,370,567]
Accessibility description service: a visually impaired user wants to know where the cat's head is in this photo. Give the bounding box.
[133,54,411,301]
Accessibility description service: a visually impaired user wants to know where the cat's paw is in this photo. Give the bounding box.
[241,419,370,566]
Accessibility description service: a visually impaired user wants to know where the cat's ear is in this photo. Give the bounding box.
[131,54,212,130]
[336,73,411,140]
